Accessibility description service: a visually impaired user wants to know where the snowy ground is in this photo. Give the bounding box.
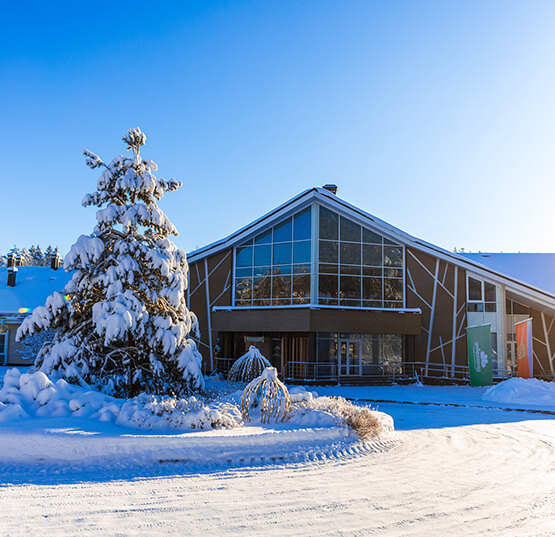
[0,369,553,536]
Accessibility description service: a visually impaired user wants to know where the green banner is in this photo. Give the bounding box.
[466,324,493,386]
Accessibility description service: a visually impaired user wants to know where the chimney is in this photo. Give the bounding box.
[323,184,338,195]
[50,249,61,271]
[7,266,17,287]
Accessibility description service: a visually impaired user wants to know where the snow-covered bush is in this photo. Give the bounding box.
[287,394,393,439]
[228,346,272,382]
[241,367,291,423]
[117,394,242,430]
[0,368,241,430]
[17,128,203,397]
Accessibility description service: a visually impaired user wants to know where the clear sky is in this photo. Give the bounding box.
[1,0,554,257]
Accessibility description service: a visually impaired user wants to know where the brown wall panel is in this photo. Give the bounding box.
[406,248,467,377]
[188,249,233,372]
[212,308,421,335]
[531,308,555,379]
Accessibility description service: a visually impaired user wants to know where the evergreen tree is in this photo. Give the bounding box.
[34,245,44,266]
[17,127,203,397]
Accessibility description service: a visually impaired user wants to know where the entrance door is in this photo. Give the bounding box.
[339,339,361,377]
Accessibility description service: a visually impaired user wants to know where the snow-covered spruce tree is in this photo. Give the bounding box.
[17,128,204,397]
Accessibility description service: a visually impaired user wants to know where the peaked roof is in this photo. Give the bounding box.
[187,187,555,310]
[0,266,73,315]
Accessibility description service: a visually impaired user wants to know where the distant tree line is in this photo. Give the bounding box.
[0,245,62,267]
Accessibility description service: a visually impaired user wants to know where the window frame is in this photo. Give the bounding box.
[466,274,498,312]
[232,203,406,310]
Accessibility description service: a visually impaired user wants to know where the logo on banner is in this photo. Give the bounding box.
[473,341,489,372]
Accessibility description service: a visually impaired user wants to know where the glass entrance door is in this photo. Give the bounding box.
[338,339,361,377]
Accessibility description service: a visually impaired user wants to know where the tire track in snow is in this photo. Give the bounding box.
[0,412,553,537]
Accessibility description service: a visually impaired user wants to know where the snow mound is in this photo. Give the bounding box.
[0,368,241,430]
[482,378,555,407]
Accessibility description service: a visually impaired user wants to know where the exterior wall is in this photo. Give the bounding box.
[188,249,233,372]
[2,321,33,366]
[189,241,553,382]
[531,308,555,379]
[405,248,468,377]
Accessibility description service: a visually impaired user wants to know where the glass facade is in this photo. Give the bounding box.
[234,204,405,309]
[318,207,404,307]
[234,208,312,306]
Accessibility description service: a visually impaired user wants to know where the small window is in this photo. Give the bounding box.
[468,277,482,301]
[254,229,272,244]
[273,218,293,243]
[254,245,271,266]
[236,246,253,267]
[319,207,338,240]
[363,228,382,244]
[293,241,311,264]
[340,243,361,265]
[273,243,292,265]
[293,209,311,241]
[363,244,382,266]
[340,216,361,242]
[319,240,338,263]
[484,282,496,302]
[319,274,338,301]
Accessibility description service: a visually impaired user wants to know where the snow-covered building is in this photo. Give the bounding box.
[0,265,73,365]
[187,186,555,383]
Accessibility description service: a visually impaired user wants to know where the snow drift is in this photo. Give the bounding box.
[482,377,555,407]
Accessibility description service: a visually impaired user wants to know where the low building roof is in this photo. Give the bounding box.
[0,267,73,315]
[460,253,555,295]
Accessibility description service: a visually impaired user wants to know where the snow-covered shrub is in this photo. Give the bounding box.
[117,394,242,430]
[288,395,393,439]
[17,128,203,397]
[228,346,272,382]
[0,368,241,430]
[241,367,291,423]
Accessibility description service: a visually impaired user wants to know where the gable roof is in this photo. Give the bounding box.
[0,266,73,315]
[187,187,555,311]
[459,253,555,295]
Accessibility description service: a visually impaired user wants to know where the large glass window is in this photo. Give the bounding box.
[234,204,405,308]
[234,208,312,306]
[318,207,404,308]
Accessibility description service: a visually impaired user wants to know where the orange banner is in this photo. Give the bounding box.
[516,319,533,379]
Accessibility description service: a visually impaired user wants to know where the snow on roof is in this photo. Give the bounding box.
[459,253,555,295]
[0,267,73,314]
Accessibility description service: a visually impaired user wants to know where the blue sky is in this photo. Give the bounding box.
[1,1,554,256]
